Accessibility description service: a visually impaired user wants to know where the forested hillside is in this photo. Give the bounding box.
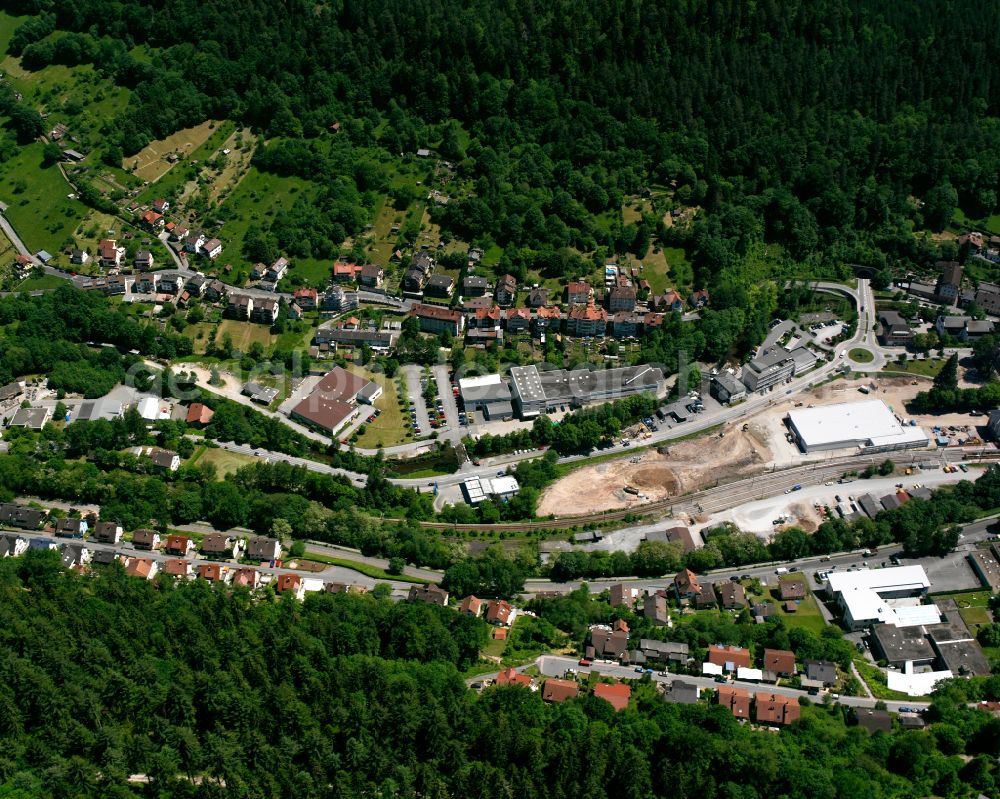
[6,0,1000,281]
[1,552,998,799]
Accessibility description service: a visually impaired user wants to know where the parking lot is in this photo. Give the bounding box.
[402,364,430,436]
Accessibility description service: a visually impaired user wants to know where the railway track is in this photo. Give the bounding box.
[400,450,964,532]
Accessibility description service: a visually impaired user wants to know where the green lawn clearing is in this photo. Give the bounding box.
[848,348,874,363]
[16,274,67,291]
[853,657,926,702]
[767,573,828,634]
[296,551,429,583]
[881,358,945,378]
[350,368,413,449]
[188,446,257,477]
[215,319,276,353]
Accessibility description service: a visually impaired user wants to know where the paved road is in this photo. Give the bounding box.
[0,213,39,262]
[533,654,931,711]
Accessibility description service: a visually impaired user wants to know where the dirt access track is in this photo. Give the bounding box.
[536,423,773,516]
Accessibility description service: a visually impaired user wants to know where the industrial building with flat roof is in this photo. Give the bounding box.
[786,400,929,453]
[461,475,520,505]
[458,374,514,420]
[289,366,373,436]
[509,364,664,418]
[826,566,932,630]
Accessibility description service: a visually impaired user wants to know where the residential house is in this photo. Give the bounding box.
[197,563,226,583]
[963,319,996,341]
[157,273,182,294]
[170,225,189,242]
[594,682,631,712]
[0,534,28,558]
[485,599,517,626]
[467,304,502,331]
[878,310,913,346]
[410,251,434,275]
[936,261,963,304]
[266,257,290,282]
[505,307,531,333]
[607,283,637,313]
[91,521,123,544]
[564,301,608,337]
[124,557,158,580]
[778,580,807,600]
[495,667,532,687]
[204,279,227,302]
[651,290,684,313]
[163,559,193,579]
[103,275,127,296]
[610,311,644,338]
[707,645,751,672]
[403,268,427,293]
[245,536,281,562]
[689,289,710,308]
[71,249,90,265]
[321,285,359,313]
[134,273,159,295]
[359,264,384,288]
[642,593,670,626]
[251,298,278,324]
[566,281,592,305]
[184,231,206,254]
[227,294,253,319]
[762,649,797,677]
[152,198,169,214]
[410,304,464,336]
[974,281,1000,316]
[90,550,117,566]
[495,274,518,306]
[458,596,483,617]
[99,238,122,268]
[294,287,318,310]
[149,448,180,472]
[232,567,261,589]
[408,584,449,606]
[425,273,456,298]
[610,584,639,607]
[131,529,161,551]
[663,681,700,704]
[542,678,579,703]
[134,250,154,271]
[855,708,892,734]
[588,626,630,660]
[463,275,489,296]
[754,693,800,726]
[716,686,751,719]
[333,262,362,282]
[802,660,837,689]
[275,573,306,600]
[632,639,689,667]
[534,305,562,333]
[141,210,164,230]
[164,534,194,556]
[674,569,702,600]
[936,315,970,339]
[527,287,549,307]
[54,518,88,538]
[185,403,214,426]
[717,582,748,610]
[201,533,242,558]
[184,273,206,297]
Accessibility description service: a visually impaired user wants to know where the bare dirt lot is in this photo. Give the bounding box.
[536,373,990,517]
[537,423,773,516]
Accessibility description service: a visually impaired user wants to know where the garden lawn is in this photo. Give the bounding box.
[351,368,412,449]
[135,121,237,205]
[189,446,257,477]
[215,319,275,353]
[15,274,66,291]
[881,359,945,378]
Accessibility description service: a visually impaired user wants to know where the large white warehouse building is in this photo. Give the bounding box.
[786,399,928,453]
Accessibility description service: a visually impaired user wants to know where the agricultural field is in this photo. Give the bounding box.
[124,120,221,183]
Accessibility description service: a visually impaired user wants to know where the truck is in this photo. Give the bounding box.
[775,567,789,575]
[858,385,870,394]
[623,486,640,496]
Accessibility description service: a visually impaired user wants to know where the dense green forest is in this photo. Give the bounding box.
[1,552,998,799]
[7,0,1000,280]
